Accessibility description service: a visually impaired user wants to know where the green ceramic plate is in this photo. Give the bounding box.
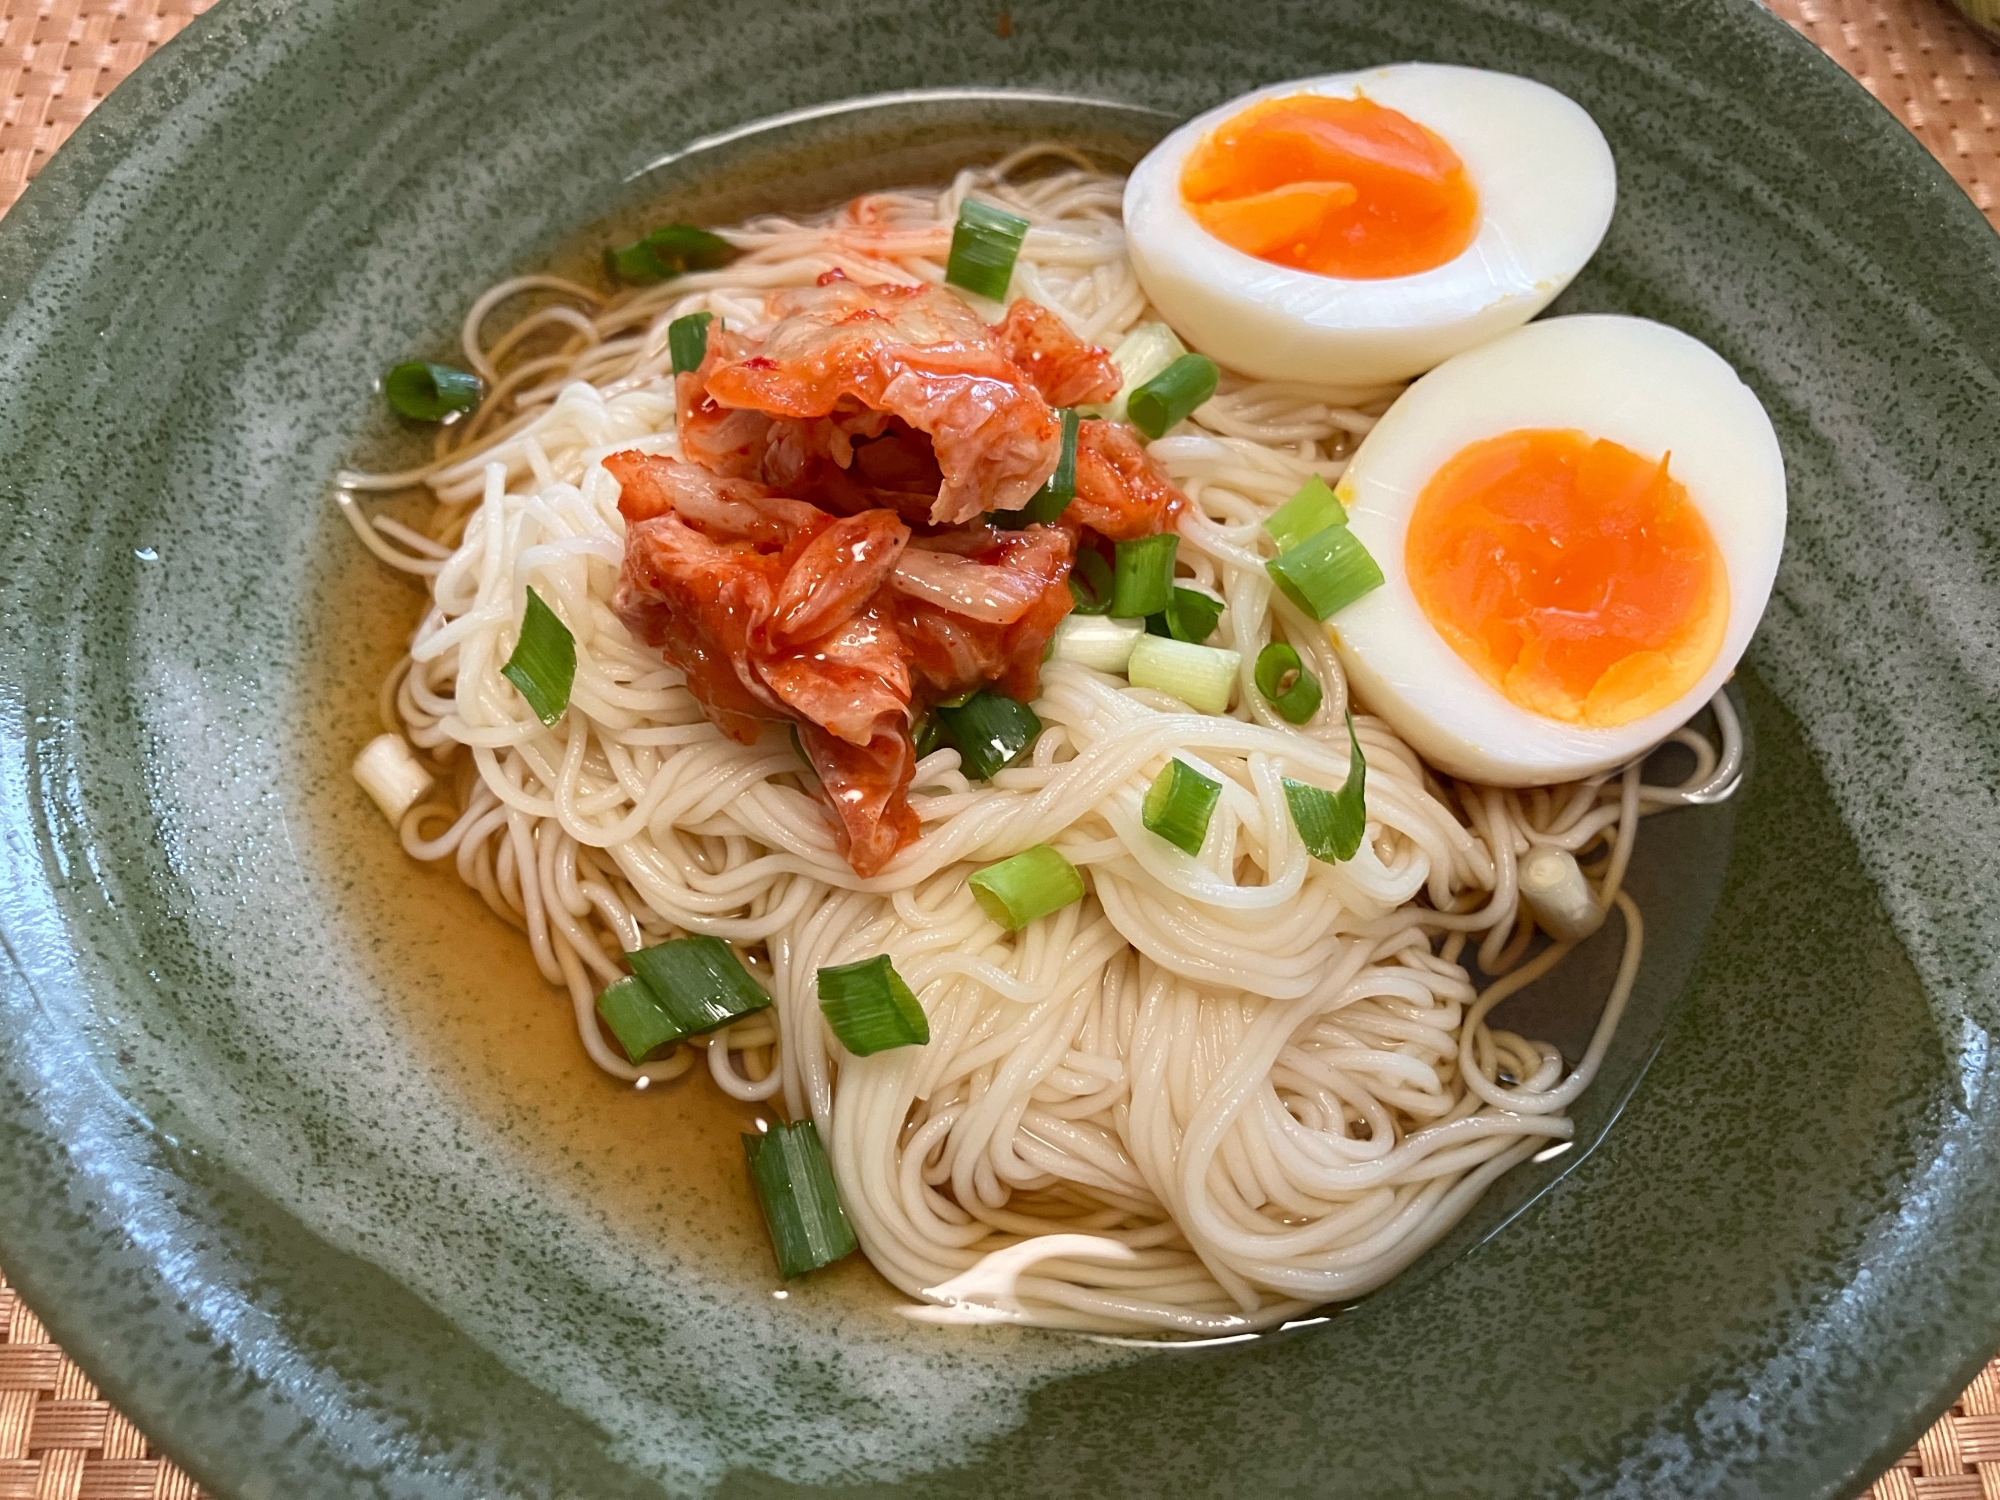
[3,0,1998,1495]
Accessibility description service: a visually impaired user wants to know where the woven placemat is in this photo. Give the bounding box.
[0,0,1995,1495]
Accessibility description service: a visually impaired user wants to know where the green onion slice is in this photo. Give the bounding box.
[1049,613,1145,673]
[969,845,1086,930]
[945,198,1031,302]
[1264,475,1348,553]
[1146,585,1223,644]
[912,713,949,760]
[668,311,714,376]
[1126,353,1220,441]
[1127,635,1240,715]
[382,361,482,422]
[1088,322,1187,421]
[818,954,930,1055]
[626,934,772,1035]
[1284,711,1369,863]
[501,587,577,725]
[595,975,683,1064]
[1143,758,1223,857]
[1255,641,1324,724]
[606,223,740,285]
[996,407,1079,528]
[1266,525,1386,621]
[743,1119,858,1279]
[1068,548,1113,614]
[936,690,1042,781]
[1109,532,1180,618]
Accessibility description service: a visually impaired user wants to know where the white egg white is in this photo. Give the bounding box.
[1330,314,1786,784]
[1124,64,1617,386]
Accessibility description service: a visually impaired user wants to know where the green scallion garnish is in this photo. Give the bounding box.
[1089,322,1187,422]
[1143,759,1223,857]
[606,223,741,285]
[936,690,1042,781]
[1069,549,1113,614]
[1049,613,1144,673]
[743,1119,858,1279]
[501,587,577,725]
[1109,532,1179,618]
[1126,353,1219,441]
[595,975,683,1064]
[1284,710,1369,863]
[996,407,1080,529]
[1264,476,1348,553]
[1255,641,1324,724]
[1266,525,1385,621]
[913,713,948,760]
[1146,585,1223,644]
[969,845,1086,930]
[817,954,930,1055]
[382,361,482,422]
[668,310,714,376]
[945,198,1031,302]
[1126,635,1240,715]
[626,934,772,1035]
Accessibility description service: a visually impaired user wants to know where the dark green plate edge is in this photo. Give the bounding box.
[0,0,1994,1496]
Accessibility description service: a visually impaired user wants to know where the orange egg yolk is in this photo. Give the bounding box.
[1179,93,1480,280]
[1404,429,1730,728]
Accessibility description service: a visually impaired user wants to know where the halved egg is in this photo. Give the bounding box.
[1124,64,1617,385]
[1329,315,1785,784]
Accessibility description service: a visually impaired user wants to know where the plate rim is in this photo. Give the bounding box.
[0,0,1996,1495]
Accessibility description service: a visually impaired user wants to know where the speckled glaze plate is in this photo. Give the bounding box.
[2,1,1998,1496]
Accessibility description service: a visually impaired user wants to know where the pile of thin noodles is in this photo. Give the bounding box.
[337,146,1742,1337]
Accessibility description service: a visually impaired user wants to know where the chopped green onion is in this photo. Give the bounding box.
[382,361,481,422]
[913,714,948,760]
[817,954,930,1055]
[595,975,683,1064]
[945,199,1031,302]
[1126,354,1219,441]
[1267,525,1385,621]
[626,934,772,1035]
[1143,759,1222,857]
[606,223,740,285]
[743,1119,858,1279]
[788,723,821,784]
[1049,614,1145,674]
[995,407,1079,529]
[1068,549,1113,614]
[1264,476,1348,553]
[936,690,1041,781]
[1087,322,1187,421]
[1127,635,1241,715]
[1284,710,1369,863]
[668,311,714,376]
[1255,641,1324,724]
[1109,532,1180,618]
[1146,585,1224,644]
[501,587,577,725]
[969,845,1086,930]
[1031,406,1081,522]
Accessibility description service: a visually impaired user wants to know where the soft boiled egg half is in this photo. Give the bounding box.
[1124,64,1617,385]
[1329,315,1785,785]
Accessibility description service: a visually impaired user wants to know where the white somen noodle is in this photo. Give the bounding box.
[337,146,1743,1337]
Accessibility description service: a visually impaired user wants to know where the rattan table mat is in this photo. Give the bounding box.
[0,0,1995,1495]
